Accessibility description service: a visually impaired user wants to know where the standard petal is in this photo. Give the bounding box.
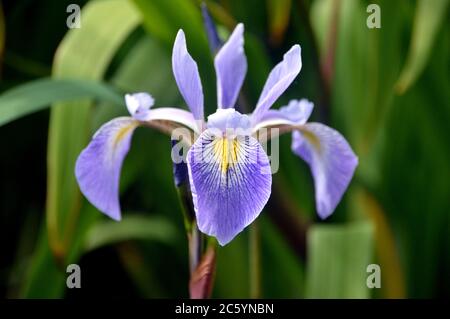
[172,30,204,120]
[187,130,272,245]
[75,117,138,221]
[252,45,302,123]
[214,23,247,109]
[291,123,358,219]
[253,99,313,132]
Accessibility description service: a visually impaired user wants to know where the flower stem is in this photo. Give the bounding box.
[249,220,261,298]
[189,222,203,274]
[175,182,203,274]
[190,238,217,298]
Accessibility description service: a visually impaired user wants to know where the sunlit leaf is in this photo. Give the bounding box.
[46,0,141,259]
[306,222,374,298]
[310,0,333,58]
[22,0,141,298]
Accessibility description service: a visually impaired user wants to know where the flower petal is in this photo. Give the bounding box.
[251,45,302,123]
[207,108,251,134]
[214,23,247,109]
[146,107,200,133]
[172,30,204,120]
[253,99,313,132]
[125,92,154,120]
[187,130,272,245]
[291,123,358,219]
[75,117,139,221]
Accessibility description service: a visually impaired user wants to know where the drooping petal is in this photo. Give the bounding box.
[172,30,204,120]
[75,117,139,221]
[125,92,154,120]
[251,45,302,123]
[214,23,247,109]
[187,130,272,245]
[291,123,358,219]
[253,99,313,132]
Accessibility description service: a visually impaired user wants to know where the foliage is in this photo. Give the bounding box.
[0,0,448,298]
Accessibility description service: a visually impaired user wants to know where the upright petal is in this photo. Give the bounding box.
[253,99,313,132]
[75,117,138,221]
[252,45,302,123]
[187,130,272,245]
[172,30,204,120]
[291,123,358,219]
[214,23,247,109]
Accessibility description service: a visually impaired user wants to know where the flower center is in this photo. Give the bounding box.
[213,137,240,173]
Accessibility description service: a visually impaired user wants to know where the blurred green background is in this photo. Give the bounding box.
[0,0,448,298]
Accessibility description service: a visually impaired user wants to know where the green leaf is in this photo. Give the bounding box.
[267,0,292,45]
[214,232,249,298]
[380,84,450,297]
[131,0,216,113]
[396,0,449,94]
[22,0,141,298]
[0,3,4,58]
[111,36,180,106]
[260,215,305,298]
[0,78,122,127]
[83,215,177,252]
[46,0,141,258]
[132,0,205,45]
[21,205,102,298]
[310,0,333,58]
[306,222,374,298]
[19,224,65,298]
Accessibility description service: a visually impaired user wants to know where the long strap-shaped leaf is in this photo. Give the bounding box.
[0,78,122,127]
[46,0,141,258]
[306,222,374,298]
[22,0,141,298]
[396,0,449,93]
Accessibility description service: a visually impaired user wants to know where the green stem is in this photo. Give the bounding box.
[249,220,261,298]
[189,223,203,274]
[175,183,204,274]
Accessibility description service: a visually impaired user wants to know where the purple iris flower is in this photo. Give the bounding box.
[75,24,358,246]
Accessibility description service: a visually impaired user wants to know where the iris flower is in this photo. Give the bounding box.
[75,24,358,245]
